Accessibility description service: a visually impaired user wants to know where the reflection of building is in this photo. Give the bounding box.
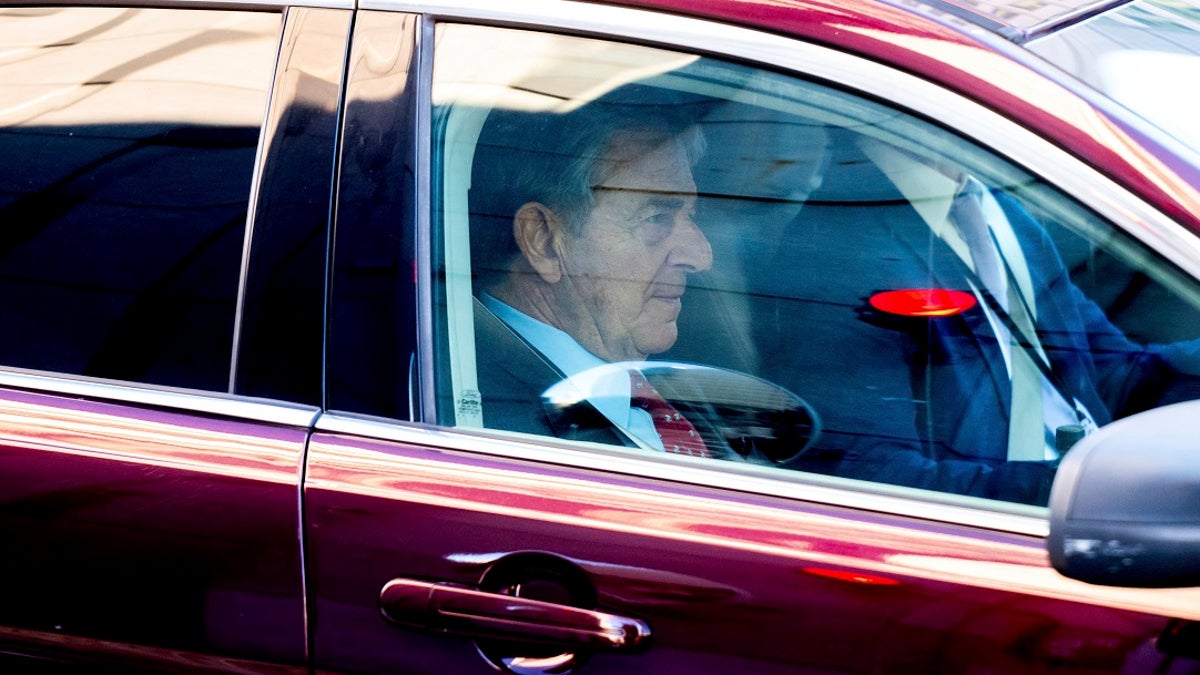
[0,7,280,387]
[0,7,278,127]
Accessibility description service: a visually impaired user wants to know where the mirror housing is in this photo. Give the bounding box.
[1047,400,1200,588]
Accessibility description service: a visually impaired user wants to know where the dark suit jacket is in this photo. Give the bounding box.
[472,298,751,457]
[730,169,1196,504]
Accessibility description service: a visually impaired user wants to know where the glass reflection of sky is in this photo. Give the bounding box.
[0,8,278,128]
[1029,0,1200,152]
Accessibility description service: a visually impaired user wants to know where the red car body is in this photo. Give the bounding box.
[1,0,1199,672]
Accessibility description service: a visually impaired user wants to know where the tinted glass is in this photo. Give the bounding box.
[428,24,1200,506]
[326,11,420,419]
[234,8,352,406]
[0,7,279,389]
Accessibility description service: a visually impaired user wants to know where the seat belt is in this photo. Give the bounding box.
[858,138,1090,460]
[440,106,490,428]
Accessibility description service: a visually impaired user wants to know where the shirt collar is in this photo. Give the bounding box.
[480,293,633,426]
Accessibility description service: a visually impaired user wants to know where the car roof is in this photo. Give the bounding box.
[596,0,1131,42]
[894,0,1131,41]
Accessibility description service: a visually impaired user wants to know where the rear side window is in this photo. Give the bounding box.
[0,7,279,390]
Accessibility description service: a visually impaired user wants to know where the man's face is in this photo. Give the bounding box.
[552,130,713,361]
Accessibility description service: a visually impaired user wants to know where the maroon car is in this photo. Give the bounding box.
[2,0,1200,672]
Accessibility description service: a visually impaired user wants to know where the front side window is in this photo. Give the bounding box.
[428,24,1200,506]
[0,7,279,389]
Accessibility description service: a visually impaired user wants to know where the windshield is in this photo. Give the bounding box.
[1028,0,1200,153]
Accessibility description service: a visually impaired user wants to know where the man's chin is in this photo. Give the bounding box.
[633,324,679,359]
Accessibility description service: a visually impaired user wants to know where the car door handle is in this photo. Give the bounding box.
[380,578,651,651]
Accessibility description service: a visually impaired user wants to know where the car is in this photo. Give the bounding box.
[2,0,1199,672]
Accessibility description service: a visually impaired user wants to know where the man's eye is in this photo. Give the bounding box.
[640,214,673,243]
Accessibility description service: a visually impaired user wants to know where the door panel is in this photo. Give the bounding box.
[305,428,1195,673]
[0,386,311,670]
[315,6,1200,673]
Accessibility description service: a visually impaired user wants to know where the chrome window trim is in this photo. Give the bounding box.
[314,412,1051,536]
[0,368,320,428]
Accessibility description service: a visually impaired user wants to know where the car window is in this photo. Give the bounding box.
[0,7,279,390]
[425,23,1200,506]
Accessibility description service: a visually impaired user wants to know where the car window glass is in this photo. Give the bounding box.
[325,11,420,420]
[428,23,1200,506]
[0,7,279,390]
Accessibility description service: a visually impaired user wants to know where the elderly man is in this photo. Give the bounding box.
[467,101,721,453]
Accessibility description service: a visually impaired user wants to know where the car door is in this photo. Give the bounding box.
[0,3,347,669]
[307,3,1200,673]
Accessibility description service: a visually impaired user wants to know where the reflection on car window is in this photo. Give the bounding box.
[1028,0,1200,153]
[0,7,279,390]
[429,23,1200,506]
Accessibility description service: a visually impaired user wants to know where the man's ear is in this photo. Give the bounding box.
[513,201,566,284]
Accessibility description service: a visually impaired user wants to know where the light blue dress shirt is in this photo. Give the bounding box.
[481,293,666,451]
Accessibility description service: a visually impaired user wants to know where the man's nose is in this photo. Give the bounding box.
[669,217,713,273]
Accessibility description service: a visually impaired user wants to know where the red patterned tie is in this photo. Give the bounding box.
[629,370,710,457]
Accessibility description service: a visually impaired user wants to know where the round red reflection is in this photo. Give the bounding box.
[870,289,977,317]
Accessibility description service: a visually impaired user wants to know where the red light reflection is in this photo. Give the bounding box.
[802,567,902,586]
[870,289,976,317]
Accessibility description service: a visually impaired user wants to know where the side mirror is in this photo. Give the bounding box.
[1047,400,1200,588]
